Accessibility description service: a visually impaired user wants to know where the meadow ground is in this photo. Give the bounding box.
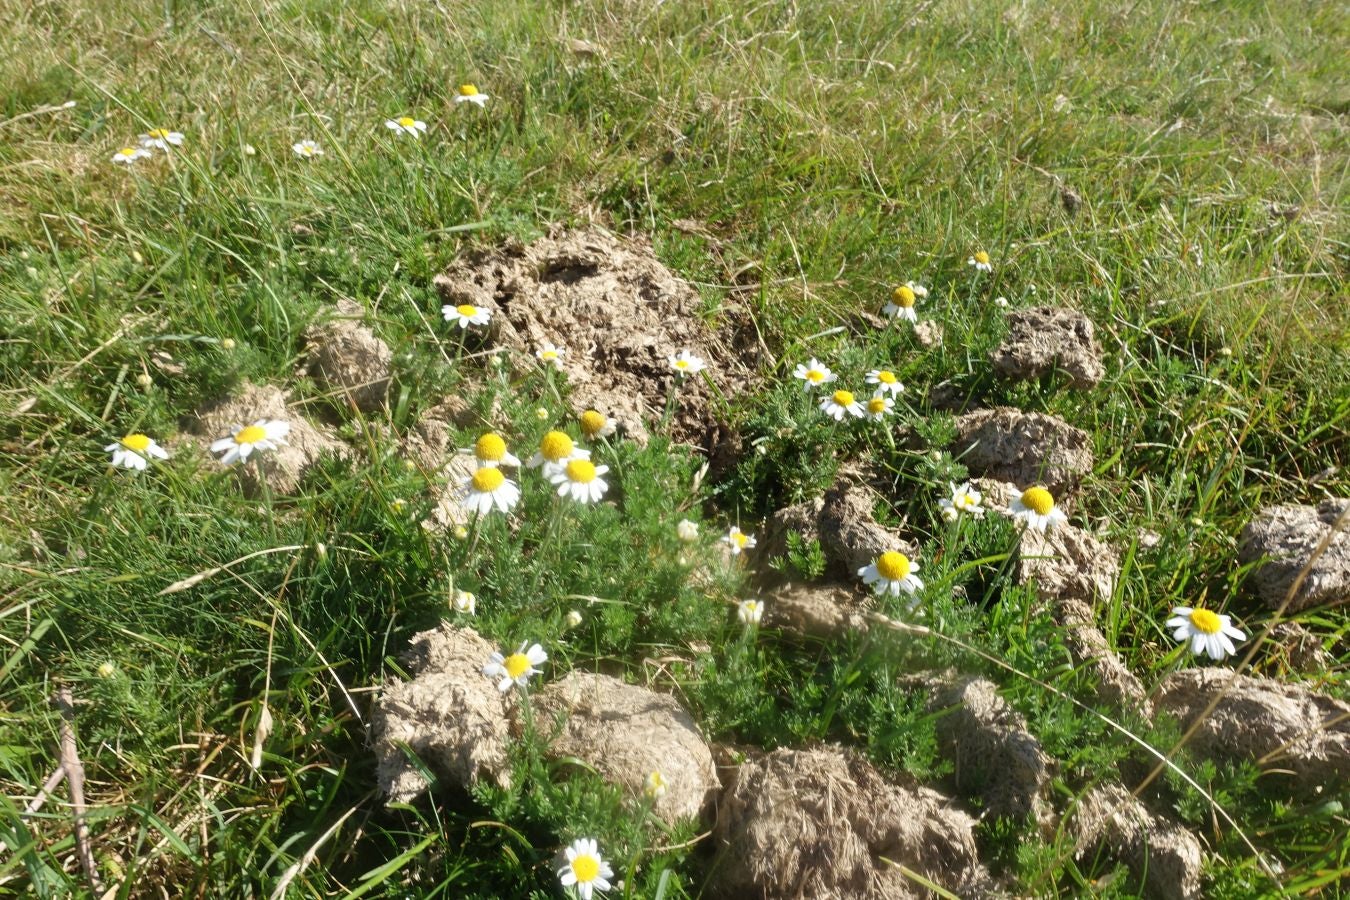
[1,0,1348,896]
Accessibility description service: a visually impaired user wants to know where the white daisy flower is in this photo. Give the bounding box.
[883,284,919,321]
[968,250,993,272]
[385,115,427,136]
[138,128,184,151]
[104,433,169,471]
[451,589,476,615]
[669,350,706,377]
[737,598,765,625]
[536,342,565,370]
[994,296,1009,308]
[455,84,490,107]
[864,394,894,421]
[1008,486,1068,532]
[292,140,324,158]
[558,837,613,900]
[644,770,667,800]
[526,430,589,478]
[550,458,611,504]
[858,551,924,603]
[579,409,617,440]
[939,482,985,521]
[1166,606,1246,661]
[819,389,864,421]
[112,146,151,166]
[676,519,700,542]
[907,281,929,298]
[442,302,492,328]
[460,466,521,516]
[793,358,837,391]
[482,641,547,693]
[865,369,905,397]
[460,432,521,468]
[210,420,291,465]
[722,526,757,555]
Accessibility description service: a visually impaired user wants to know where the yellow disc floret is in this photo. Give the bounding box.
[565,459,597,483]
[867,397,888,415]
[398,116,416,128]
[539,430,574,462]
[891,285,916,307]
[456,303,477,317]
[973,251,990,265]
[234,425,266,444]
[1188,609,1222,634]
[475,432,507,461]
[1020,487,1055,516]
[579,410,607,437]
[148,128,171,139]
[876,551,911,581]
[831,390,855,407]
[807,369,825,383]
[875,370,897,384]
[121,433,151,452]
[571,855,600,883]
[459,84,479,97]
[503,652,531,679]
[471,467,506,492]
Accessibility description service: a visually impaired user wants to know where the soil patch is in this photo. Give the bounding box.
[303,298,392,413]
[990,306,1105,389]
[1070,783,1203,900]
[764,582,870,642]
[952,407,1093,498]
[1238,499,1350,612]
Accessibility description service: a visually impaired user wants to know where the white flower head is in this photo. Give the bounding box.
[579,409,617,440]
[676,519,700,542]
[527,430,589,477]
[138,128,184,151]
[442,302,492,328]
[994,296,1009,308]
[645,770,667,800]
[939,482,985,521]
[865,369,905,397]
[385,115,427,136]
[793,358,837,391]
[968,250,993,272]
[858,551,924,605]
[455,84,490,107]
[722,526,757,555]
[460,466,521,516]
[737,598,765,625]
[460,432,521,468]
[863,394,894,421]
[451,589,477,615]
[669,350,706,377]
[1008,486,1068,532]
[884,284,919,321]
[210,419,291,466]
[104,433,169,471]
[536,342,566,370]
[112,146,152,166]
[558,837,613,900]
[1166,607,1246,661]
[565,609,584,629]
[482,641,547,693]
[550,458,611,504]
[292,139,324,158]
[819,388,865,421]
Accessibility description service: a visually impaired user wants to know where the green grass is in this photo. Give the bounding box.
[1,0,1347,896]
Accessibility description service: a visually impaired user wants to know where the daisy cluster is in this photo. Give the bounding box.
[102,419,292,471]
[793,357,905,423]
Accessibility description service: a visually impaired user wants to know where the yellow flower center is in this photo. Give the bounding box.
[121,433,151,452]
[956,492,976,509]
[455,303,478,317]
[475,432,507,461]
[876,370,897,384]
[1021,487,1055,516]
[674,359,689,369]
[807,369,825,383]
[580,410,607,437]
[148,128,170,139]
[732,530,749,548]
[503,652,531,680]
[831,390,854,407]
[471,467,506,492]
[459,84,479,96]
[876,551,911,581]
[540,430,574,461]
[398,116,416,127]
[867,397,888,415]
[565,459,597,483]
[571,854,600,883]
[891,285,916,307]
[1189,609,1222,634]
[647,771,666,792]
[118,147,137,157]
[541,349,557,360]
[974,251,990,265]
[234,425,266,444]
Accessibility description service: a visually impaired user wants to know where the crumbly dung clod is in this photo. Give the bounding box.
[711,745,992,899]
[764,582,870,641]
[530,672,718,826]
[372,625,512,803]
[303,298,392,412]
[1056,598,1152,713]
[951,407,1093,498]
[990,305,1105,389]
[1237,499,1350,612]
[1070,783,1204,900]
[1018,520,1121,607]
[190,382,348,495]
[433,225,759,454]
[1263,622,1334,675]
[819,477,918,578]
[1156,668,1350,793]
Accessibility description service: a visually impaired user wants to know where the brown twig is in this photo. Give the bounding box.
[54,688,104,895]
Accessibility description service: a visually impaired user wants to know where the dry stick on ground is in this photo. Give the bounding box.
[54,687,104,896]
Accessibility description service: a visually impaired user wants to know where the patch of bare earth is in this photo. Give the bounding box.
[990,306,1105,389]
[1238,499,1350,612]
[951,407,1093,497]
[1070,783,1203,900]
[303,298,392,413]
